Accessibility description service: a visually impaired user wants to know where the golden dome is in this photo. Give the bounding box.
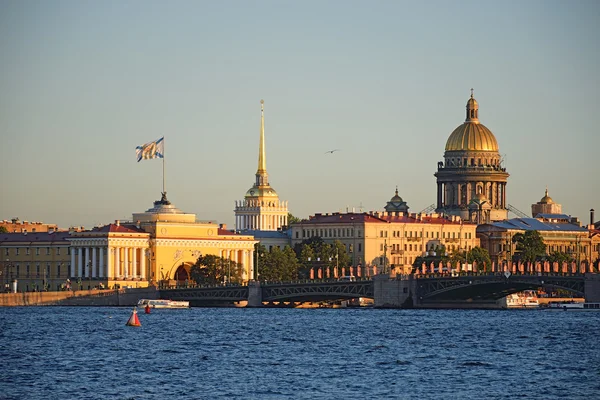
[245,186,279,198]
[445,122,499,152]
[540,188,553,204]
[445,90,499,152]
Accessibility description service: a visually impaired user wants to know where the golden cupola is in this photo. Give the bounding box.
[445,90,499,152]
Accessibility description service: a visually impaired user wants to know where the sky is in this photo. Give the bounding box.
[1,0,599,230]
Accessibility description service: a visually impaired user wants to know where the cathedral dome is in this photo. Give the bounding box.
[445,123,499,152]
[445,90,499,152]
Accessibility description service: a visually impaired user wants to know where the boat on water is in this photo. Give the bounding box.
[137,299,189,309]
[547,301,600,311]
[501,290,539,309]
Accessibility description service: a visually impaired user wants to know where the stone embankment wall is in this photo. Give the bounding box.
[0,287,158,307]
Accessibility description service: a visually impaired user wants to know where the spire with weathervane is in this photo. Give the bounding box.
[234,100,289,232]
[256,99,269,187]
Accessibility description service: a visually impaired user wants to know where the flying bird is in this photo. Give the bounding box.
[325,149,340,154]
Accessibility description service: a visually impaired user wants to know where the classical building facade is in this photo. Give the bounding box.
[1,194,258,292]
[1,231,71,292]
[435,91,509,222]
[234,100,288,231]
[290,211,479,275]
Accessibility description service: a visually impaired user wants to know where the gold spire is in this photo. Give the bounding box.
[465,89,479,124]
[255,99,269,187]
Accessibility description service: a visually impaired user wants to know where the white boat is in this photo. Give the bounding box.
[502,290,539,309]
[137,299,189,309]
[547,301,600,311]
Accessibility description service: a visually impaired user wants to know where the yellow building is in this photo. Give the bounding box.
[290,209,479,275]
[531,188,562,217]
[1,195,257,292]
[68,194,258,289]
[1,231,71,292]
[234,100,288,231]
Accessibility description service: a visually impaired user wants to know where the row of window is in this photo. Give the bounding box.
[299,228,360,239]
[4,263,71,278]
[4,247,70,257]
[382,243,473,252]
[388,230,473,239]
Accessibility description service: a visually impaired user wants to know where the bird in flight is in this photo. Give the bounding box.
[325,149,340,154]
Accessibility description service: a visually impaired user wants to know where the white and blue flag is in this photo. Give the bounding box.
[136,137,164,162]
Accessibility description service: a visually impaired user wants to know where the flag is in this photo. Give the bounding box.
[136,137,164,162]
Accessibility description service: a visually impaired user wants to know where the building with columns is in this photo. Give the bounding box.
[67,194,258,288]
[234,100,288,232]
[435,90,509,222]
[1,194,258,292]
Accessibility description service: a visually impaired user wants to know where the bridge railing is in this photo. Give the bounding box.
[414,271,586,279]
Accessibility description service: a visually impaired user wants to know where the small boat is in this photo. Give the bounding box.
[547,301,600,311]
[502,290,539,309]
[137,299,189,309]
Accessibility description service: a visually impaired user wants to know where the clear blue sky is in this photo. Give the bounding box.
[1,0,598,229]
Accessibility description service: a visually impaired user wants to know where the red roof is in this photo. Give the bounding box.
[91,224,146,233]
[298,212,470,226]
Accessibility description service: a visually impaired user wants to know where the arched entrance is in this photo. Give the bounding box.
[174,264,190,283]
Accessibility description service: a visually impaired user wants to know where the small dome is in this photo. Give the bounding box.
[245,186,279,198]
[390,187,403,203]
[540,188,553,204]
[469,192,490,209]
[445,122,499,152]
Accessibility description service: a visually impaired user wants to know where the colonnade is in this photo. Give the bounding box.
[219,249,255,281]
[235,214,287,231]
[70,246,148,280]
[437,181,507,209]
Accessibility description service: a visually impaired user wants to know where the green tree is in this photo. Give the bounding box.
[546,251,574,264]
[287,213,302,226]
[189,254,242,285]
[297,244,315,279]
[0,226,8,233]
[512,230,546,263]
[467,247,492,271]
[260,246,299,282]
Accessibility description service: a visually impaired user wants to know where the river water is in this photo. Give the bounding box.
[0,307,598,399]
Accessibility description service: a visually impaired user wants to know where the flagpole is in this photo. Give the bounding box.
[162,137,166,196]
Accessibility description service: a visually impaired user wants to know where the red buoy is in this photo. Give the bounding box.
[145,304,151,314]
[126,307,142,327]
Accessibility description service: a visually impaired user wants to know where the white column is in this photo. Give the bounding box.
[107,248,113,279]
[250,250,254,280]
[71,248,76,277]
[124,247,129,278]
[132,247,137,278]
[85,247,91,278]
[115,247,120,278]
[141,249,146,280]
[92,247,97,278]
[99,248,104,278]
[77,248,83,277]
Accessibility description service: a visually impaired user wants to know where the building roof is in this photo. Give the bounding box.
[90,224,146,233]
[534,213,571,220]
[240,230,291,239]
[297,212,469,226]
[0,232,71,243]
[484,218,587,232]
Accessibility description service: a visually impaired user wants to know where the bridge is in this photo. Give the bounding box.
[160,279,374,306]
[159,272,600,308]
